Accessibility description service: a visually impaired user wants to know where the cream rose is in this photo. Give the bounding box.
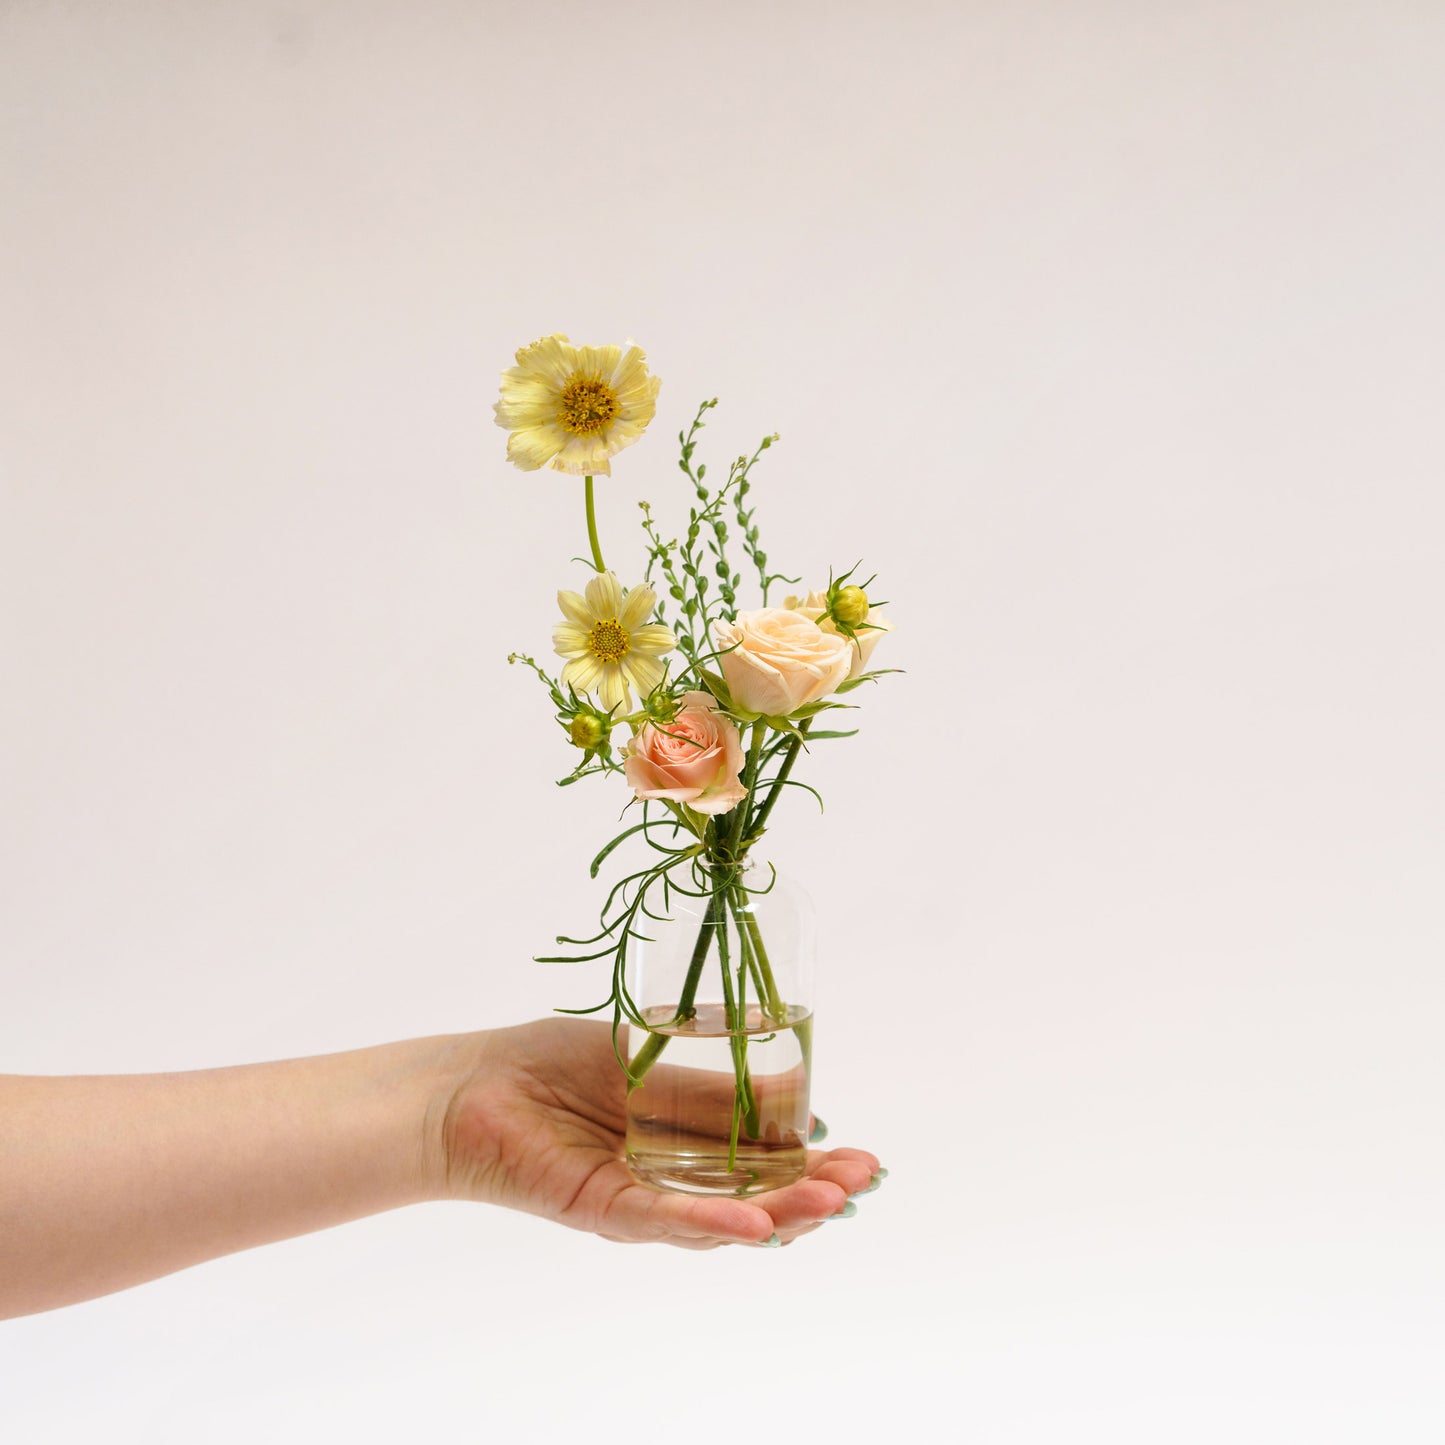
[623,691,747,815]
[784,589,895,681]
[714,607,852,718]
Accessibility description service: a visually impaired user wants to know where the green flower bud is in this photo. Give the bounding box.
[833,585,870,627]
[569,713,607,751]
[644,691,677,724]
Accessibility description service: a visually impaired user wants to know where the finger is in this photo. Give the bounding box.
[805,1146,882,1177]
[804,1155,877,1198]
[751,1176,849,1232]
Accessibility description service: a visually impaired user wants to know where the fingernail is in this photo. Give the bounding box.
[763,1233,782,1248]
[875,1166,889,1180]
[852,1172,884,1196]
[809,1116,829,1143]
[825,1199,858,1221]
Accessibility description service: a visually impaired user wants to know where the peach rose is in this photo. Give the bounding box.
[784,589,896,680]
[623,691,747,815]
[714,607,852,718]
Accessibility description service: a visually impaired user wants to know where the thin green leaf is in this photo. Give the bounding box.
[589,821,686,878]
[534,945,620,964]
[835,668,904,694]
[762,778,825,813]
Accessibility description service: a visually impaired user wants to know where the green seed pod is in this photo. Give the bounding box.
[569,714,607,751]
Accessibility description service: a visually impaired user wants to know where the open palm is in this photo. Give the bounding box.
[440,1017,879,1249]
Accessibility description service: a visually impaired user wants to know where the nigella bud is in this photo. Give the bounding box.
[833,585,870,627]
[569,714,607,750]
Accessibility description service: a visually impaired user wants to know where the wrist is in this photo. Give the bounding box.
[289,1034,464,1212]
[408,1030,499,1203]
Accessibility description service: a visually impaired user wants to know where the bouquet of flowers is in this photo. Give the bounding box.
[496,334,897,1196]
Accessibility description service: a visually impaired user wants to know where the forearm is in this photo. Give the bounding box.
[0,1034,467,1320]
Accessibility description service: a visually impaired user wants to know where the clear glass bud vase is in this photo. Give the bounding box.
[623,860,815,1196]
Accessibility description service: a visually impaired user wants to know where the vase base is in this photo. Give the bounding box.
[626,1143,807,1197]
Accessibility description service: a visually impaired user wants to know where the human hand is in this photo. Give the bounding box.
[436,1017,881,1249]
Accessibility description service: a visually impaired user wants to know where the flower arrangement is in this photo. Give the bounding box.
[498,334,897,1194]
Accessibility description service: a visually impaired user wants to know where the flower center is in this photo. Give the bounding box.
[587,618,630,663]
[558,373,621,436]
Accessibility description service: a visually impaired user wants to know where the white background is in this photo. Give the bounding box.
[3,2,1443,1440]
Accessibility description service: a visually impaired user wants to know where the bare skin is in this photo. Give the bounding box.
[0,1018,881,1320]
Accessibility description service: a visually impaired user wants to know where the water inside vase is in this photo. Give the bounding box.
[625,1002,812,1196]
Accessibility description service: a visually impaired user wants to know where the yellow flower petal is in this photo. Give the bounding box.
[622,653,664,697]
[557,590,593,628]
[575,344,623,382]
[506,425,564,471]
[562,655,604,694]
[552,622,591,657]
[597,664,630,714]
[553,432,615,476]
[513,334,574,386]
[493,375,561,429]
[584,571,623,620]
[612,347,661,409]
[629,624,677,655]
[619,584,656,630]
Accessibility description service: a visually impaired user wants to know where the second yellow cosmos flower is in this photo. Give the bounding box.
[553,571,676,715]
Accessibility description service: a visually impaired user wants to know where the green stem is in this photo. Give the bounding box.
[737,893,787,1023]
[625,887,718,1092]
[733,723,767,852]
[732,910,760,1142]
[626,1027,668,1084]
[628,728,774,1127]
[676,890,719,1020]
[744,720,811,845]
[731,886,770,1027]
[732,882,802,1104]
[584,474,605,573]
[716,730,769,1164]
[715,882,755,1170]
[793,1012,813,1078]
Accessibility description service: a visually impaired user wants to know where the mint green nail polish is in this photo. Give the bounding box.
[852,1172,883,1196]
[875,1166,889,1180]
[764,1233,782,1248]
[809,1116,829,1144]
[825,1199,858,1220]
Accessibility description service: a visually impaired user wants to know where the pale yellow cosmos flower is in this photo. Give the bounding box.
[553,571,676,714]
[496,334,661,476]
